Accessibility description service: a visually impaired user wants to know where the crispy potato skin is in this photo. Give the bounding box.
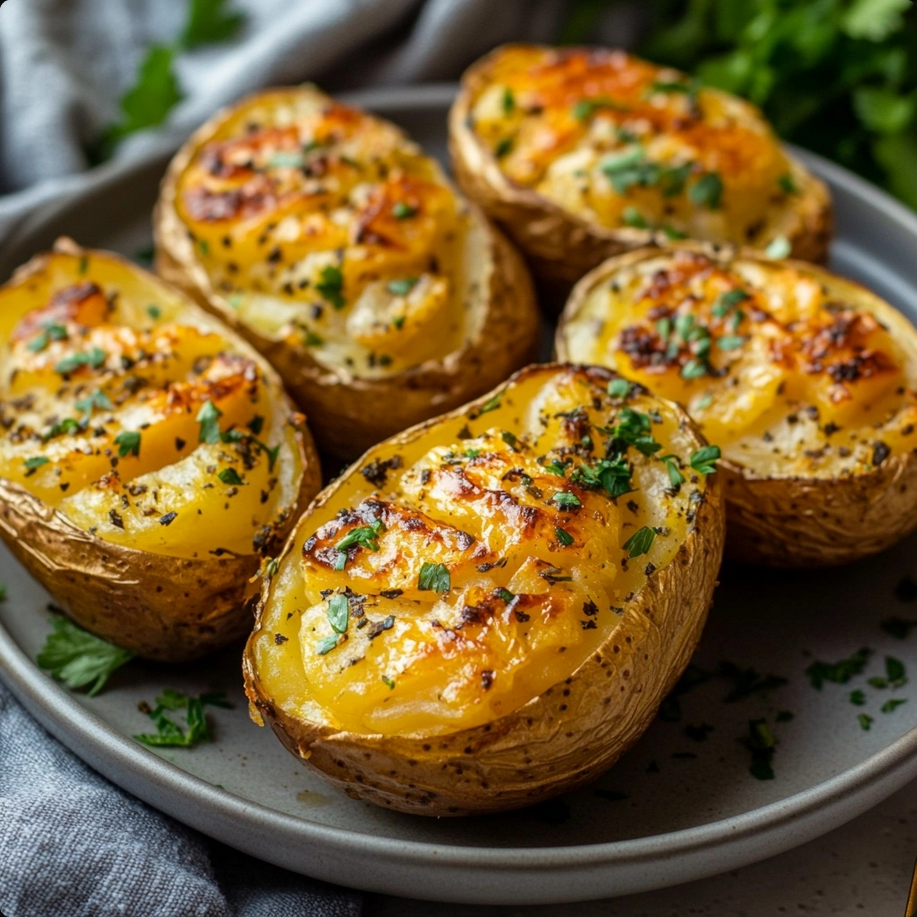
[243,364,725,815]
[449,44,832,288]
[557,243,917,566]
[0,241,321,660]
[155,86,539,458]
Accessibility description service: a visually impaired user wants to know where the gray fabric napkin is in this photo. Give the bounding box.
[0,1,640,913]
[0,679,363,917]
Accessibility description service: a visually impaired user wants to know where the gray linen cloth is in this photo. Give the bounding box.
[0,1,640,914]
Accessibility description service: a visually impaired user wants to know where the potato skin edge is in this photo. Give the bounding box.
[0,242,323,661]
[448,43,834,290]
[242,363,726,815]
[556,243,917,568]
[154,86,541,460]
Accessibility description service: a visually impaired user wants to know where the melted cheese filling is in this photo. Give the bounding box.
[252,366,710,736]
[176,92,484,379]
[562,249,917,478]
[469,46,798,247]
[0,251,303,557]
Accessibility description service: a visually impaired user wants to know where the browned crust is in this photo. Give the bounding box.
[154,86,541,460]
[0,241,323,661]
[556,243,917,568]
[242,363,726,815]
[448,43,833,289]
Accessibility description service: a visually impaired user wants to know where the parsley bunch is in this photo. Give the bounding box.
[91,0,246,161]
[563,0,917,209]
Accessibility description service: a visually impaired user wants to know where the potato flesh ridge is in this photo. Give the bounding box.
[255,368,705,736]
[469,46,793,248]
[564,250,917,478]
[176,93,471,376]
[0,252,298,557]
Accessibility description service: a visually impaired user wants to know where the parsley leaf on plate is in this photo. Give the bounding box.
[36,616,135,696]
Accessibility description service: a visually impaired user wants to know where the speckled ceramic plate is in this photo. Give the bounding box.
[3,85,917,906]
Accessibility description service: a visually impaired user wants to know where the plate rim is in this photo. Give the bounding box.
[3,82,917,903]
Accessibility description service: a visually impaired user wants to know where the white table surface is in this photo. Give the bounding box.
[367,777,917,915]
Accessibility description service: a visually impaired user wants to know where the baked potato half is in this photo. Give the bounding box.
[154,85,539,458]
[449,44,832,286]
[0,240,321,661]
[556,243,917,566]
[243,363,725,815]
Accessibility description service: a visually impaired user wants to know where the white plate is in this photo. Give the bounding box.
[3,85,917,906]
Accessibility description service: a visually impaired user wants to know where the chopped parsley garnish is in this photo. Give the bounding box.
[622,207,649,229]
[43,417,82,441]
[133,689,232,748]
[218,467,243,485]
[544,459,569,477]
[765,235,791,259]
[717,334,747,351]
[27,323,68,353]
[885,655,907,687]
[327,594,350,635]
[649,79,699,99]
[610,407,661,456]
[36,615,135,696]
[689,171,724,209]
[858,713,873,731]
[473,391,503,416]
[501,430,517,448]
[303,330,323,347]
[551,491,582,510]
[495,137,513,158]
[849,689,866,706]
[555,526,574,546]
[197,239,210,257]
[113,431,141,458]
[881,698,908,713]
[197,400,222,443]
[392,316,405,330]
[607,378,631,399]
[778,173,799,195]
[712,288,750,318]
[572,96,625,120]
[75,389,113,422]
[495,587,515,603]
[570,456,632,499]
[623,526,655,557]
[382,675,396,690]
[23,456,50,475]
[418,562,450,593]
[719,661,788,702]
[680,358,708,380]
[55,347,107,375]
[316,635,340,655]
[392,201,417,220]
[689,445,721,474]
[387,277,418,297]
[147,304,162,319]
[600,147,656,194]
[742,718,776,780]
[465,448,481,459]
[805,647,871,688]
[660,454,685,488]
[501,86,515,114]
[334,518,385,569]
[316,265,346,310]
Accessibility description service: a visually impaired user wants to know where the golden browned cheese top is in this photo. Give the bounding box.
[174,89,485,378]
[0,249,305,557]
[467,45,798,247]
[561,249,917,478]
[250,365,716,736]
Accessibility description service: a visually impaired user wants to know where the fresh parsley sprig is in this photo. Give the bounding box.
[36,615,135,696]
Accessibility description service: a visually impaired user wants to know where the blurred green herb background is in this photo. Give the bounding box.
[564,0,917,208]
